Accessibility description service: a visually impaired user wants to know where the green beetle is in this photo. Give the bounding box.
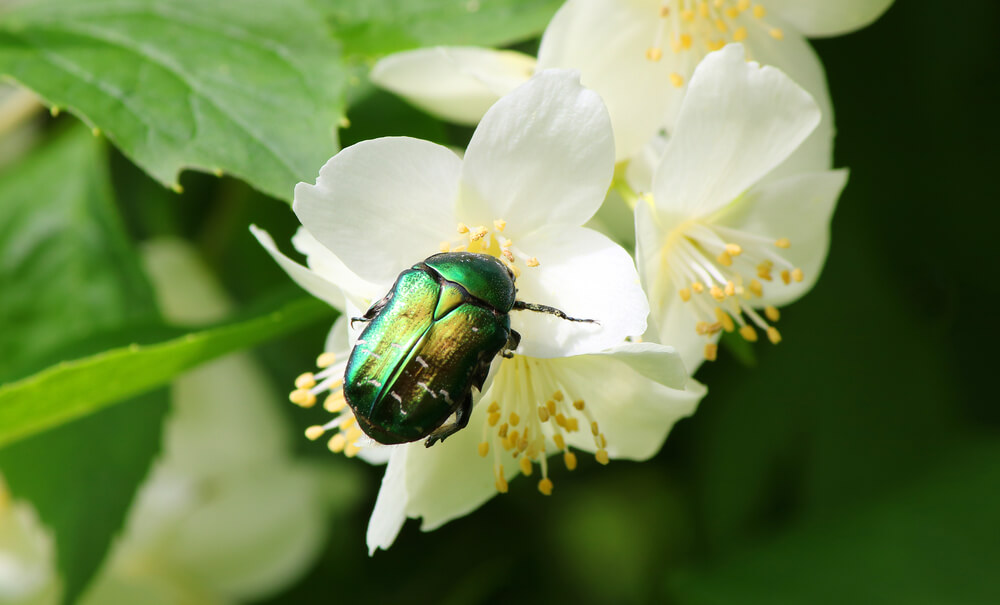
[344,251,594,447]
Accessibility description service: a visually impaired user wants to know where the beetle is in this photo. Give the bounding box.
[344,251,595,447]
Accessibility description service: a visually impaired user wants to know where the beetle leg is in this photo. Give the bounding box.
[350,292,393,328]
[512,301,599,324]
[424,394,473,447]
[500,329,521,358]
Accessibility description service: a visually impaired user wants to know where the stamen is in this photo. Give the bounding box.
[538,478,554,495]
[295,372,316,389]
[767,326,782,344]
[316,352,337,368]
[704,343,718,361]
[493,219,506,232]
[526,257,540,267]
[739,325,758,342]
[457,223,469,234]
[305,425,325,441]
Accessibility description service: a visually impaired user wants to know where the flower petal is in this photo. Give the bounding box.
[554,345,704,459]
[741,18,833,181]
[366,448,410,555]
[250,226,349,311]
[537,0,674,161]
[293,137,463,287]
[512,227,648,358]
[766,0,895,37]
[370,47,536,125]
[457,70,614,236]
[718,169,849,306]
[652,44,820,222]
[289,228,383,306]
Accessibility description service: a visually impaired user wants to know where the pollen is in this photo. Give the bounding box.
[457,223,469,234]
[792,268,804,282]
[647,47,664,61]
[769,27,784,40]
[295,372,316,389]
[493,219,506,232]
[327,433,346,453]
[669,73,685,87]
[740,325,758,342]
[502,248,515,263]
[526,257,540,267]
[679,287,692,301]
[704,343,718,361]
[595,449,610,465]
[289,389,316,408]
[305,425,325,441]
[765,305,780,321]
[316,352,337,368]
[519,456,533,476]
[470,225,489,241]
[478,441,490,457]
[767,326,782,344]
[538,478,554,495]
[564,451,577,470]
[775,237,791,249]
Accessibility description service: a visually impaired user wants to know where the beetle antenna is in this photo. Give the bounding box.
[512,301,599,324]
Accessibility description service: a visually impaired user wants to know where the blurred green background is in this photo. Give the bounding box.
[2,0,998,603]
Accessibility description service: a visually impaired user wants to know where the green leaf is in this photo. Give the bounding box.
[0,295,333,449]
[0,0,346,202]
[0,125,168,604]
[667,438,1000,605]
[320,0,563,58]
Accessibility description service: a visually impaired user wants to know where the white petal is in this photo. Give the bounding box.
[537,0,674,161]
[250,225,346,311]
[555,346,705,459]
[741,18,833,181]
[652,44,820,222]
[512,227,648,358]
[366,448,410,555]
[766,0,895,37]
[370,47,535,125]
[290,227,383,307]
[293,137,462,287]
[718,169,848,306]
[457,70,614,236]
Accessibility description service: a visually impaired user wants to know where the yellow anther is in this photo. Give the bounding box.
[554,433,566,450]
[496,467,509,493]
[725,7,739,18]
[740,325,758,342]
[439,241,451,253]
[724,281,736,297]
[555,413,568,428]
[738,0,750,10]
[775,237,791,248]
[765,305,781,322]
[717,251,733,266]
[498,422,509,438]
[509,412,520,426]
[305,425,325,441]
[317,352,337,369]
[564,451,578,471]
[669,73,685,88]
[792,268,804,282]
[692,282,705,294]
[679,288,692,302]
[780,269,791,285]
[478,441,490,457]
[698,1,709,17]
[715,18,727,32]
[725,243,743,256]
[327,433,346,453]
[470,226,488,241]
[508,431,520,447]
[538,406,550,422]
[546,399,557,415]
[599,434,608,448]
[753,4,766,18]
[344,442,362,458]
[488,411,501,427]
[767,326,782,344]
[590,420,599,436]
[749,279,764,297]
[695,321,712,335]
[681,9,695,21]
[488,401,500,413]
[595,449,610,465]
[457,223,469,234]
[704,343,718,361]
[502,249,515,262]
[680,33,693,49]
[552,390,564,402]
[573,399,585,411]
[710,285,726,301]
[501,436,514,451]
[295,372,316,389]
[519,456,533,476]
[733,26,748,41]
[493,219,506,232]
[538,478,554,496]
[289,389,316,408]
[500,237,512,248]
[714,307,735,332]
[526,257,540,267]
[566,418,579,432]
[659,5,670,16]
[646,47,663,61]
[769,28,784,40]
[324,393,346,413]
[340,415,356,430]
[707,39,725,51]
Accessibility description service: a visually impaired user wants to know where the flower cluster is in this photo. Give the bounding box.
[256,0,886,553]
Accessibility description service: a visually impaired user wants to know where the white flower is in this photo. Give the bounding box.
[253,70,702,553]
[634,44,848,373]
[370,0,892,168]
[0,241,350,605]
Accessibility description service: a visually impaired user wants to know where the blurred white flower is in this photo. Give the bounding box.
[254,70,703,553]
[634,44,848,373]
[371,0,893,169]
[0,240,357,604]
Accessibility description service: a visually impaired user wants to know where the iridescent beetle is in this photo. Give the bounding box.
[344,251,595,446]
